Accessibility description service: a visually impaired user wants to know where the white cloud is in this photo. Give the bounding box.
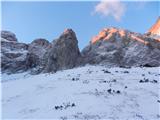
[94,0,126,21]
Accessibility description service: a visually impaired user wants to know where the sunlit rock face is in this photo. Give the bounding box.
[91,27,127,44]
[91,27,151,45]
[82,27,160,67]
[43,29,81,73]
[146,17,160,41]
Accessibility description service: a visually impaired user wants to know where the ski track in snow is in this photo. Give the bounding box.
[1,65,160,120]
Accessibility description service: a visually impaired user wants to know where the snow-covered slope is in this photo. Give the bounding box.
[1,65,160,119]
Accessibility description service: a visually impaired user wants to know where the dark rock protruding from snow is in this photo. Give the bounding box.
[26,38,51,69]
[1,30,18,42]
[44,29,81,72]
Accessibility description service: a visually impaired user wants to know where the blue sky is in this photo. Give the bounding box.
[1,1,159,49]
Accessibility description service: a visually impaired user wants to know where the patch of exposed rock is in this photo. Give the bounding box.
[43,29,81,72]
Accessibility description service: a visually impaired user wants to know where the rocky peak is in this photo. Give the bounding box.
[146,17,160,41]
[91,27,130,44]
[30,38,51,48]
[59,28,77,41]
[43,29,81,72]
[147,17,160,35]
[82,27,160,67]
[1,30,18,42]
[62,28,75,35]
[91,27,152,45]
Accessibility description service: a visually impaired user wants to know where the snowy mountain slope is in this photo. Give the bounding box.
[1,65,160,119]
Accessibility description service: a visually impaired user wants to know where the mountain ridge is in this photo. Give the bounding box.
[1,18,160,74]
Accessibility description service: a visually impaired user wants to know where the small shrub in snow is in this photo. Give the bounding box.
[142,74,145,76]
[152,80,158,83]
[107,89,112,94]
[103,70,111,73]
[72,77,79,81]
[83,80,89,84]
[99,80,107,83]
[112,79,117,82]
[54,102,76,110]
[123,71,129,73]
[71,103,75,107]
[144,78,149,82]
[139,79,158,83]
[54,105,63,110]
[116,90,121,94]
[107,88,121,94]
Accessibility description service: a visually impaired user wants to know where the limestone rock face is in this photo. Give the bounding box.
[44,29,81,72]
[1,31,51,74]
[1,32,28,73]
[1,30,18,42]
[26,38,51,69]
[1,25,160,74]
[1,29,81,74]
[82,27,160,67]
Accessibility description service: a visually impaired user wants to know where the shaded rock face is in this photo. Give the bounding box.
[1,30,18,42]
[1,31,51,74]
[1,35,29,73]
[1,29,81,74]
[82,27,160,67]
[26,38,51,69]
[44,29,81,72]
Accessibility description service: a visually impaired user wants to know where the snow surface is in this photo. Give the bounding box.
[1,65,160,120]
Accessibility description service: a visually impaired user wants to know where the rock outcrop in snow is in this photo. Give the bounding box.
[82,27,160,67]
[43,29,81,72]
